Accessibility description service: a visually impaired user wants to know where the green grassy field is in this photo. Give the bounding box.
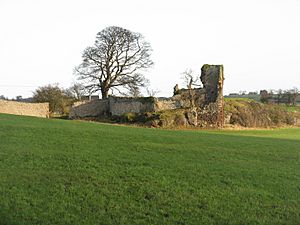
[0,114,299,225]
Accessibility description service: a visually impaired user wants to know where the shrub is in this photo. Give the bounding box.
[225,99,298,127]
[33,84,75,116]
[122,112,137,123]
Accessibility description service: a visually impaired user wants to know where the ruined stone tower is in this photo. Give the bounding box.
[200,64,224,104]
[199,64,225,127]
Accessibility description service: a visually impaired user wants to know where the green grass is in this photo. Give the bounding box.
[224,97,256,102]
[281,105,300,113]
[0,113,300,225]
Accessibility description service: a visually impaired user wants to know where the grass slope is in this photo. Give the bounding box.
[0,114,300,225]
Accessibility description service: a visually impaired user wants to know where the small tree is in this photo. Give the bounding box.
[67,83,89,100]
[75,26,153,99]
[33,84,74,115]
[146,87,160,97]
[260,90,270,103]
[0,95,8,100]
[283,88,299,105]
[181,69,201,107]
[276,89,283,104]
[290,87,299,105]
[15,96,22,101]
[128,84,142,97]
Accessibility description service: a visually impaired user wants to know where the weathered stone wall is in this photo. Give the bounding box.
[69,97,176,118]
[154,98,178,111]
[69,99,109,119]
[0,100,49,118]
[172,89,206,108]
[109,97,156,116]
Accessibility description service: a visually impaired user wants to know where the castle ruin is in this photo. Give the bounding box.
[69,64,225,127]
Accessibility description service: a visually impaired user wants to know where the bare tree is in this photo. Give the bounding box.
[146,88,160,97]
[291,87,299,105]
[67,83,89,100]
[75,26,153,99]
[181,69,201,89]
[276,89,283,104]
[181,69,201,107]
[128,84,142,97]
[285,87,299,105]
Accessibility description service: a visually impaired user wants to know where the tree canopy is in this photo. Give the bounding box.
[75,26,153,99]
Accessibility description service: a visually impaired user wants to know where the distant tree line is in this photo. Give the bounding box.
[0,95,23,101]
[260,88,299,105]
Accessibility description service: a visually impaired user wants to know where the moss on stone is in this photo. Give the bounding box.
[137,96,155,103]
[201,64,211,72]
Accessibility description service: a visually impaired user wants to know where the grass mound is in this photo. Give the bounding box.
[225,99,298,127]
[0,114,300,224]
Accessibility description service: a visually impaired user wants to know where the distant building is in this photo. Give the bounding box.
[228,93,239,96]
[248,92,258,95]
[15,97,34,103]
[81,95,100,101]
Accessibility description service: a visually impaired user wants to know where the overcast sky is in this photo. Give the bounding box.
[0,0,299,98]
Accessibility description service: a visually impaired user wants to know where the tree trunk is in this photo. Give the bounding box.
[101,89,109,99]
[188,80,195,108]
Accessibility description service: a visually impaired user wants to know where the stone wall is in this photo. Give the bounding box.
[69,99,109,119]
[0,100,49,118]
[69,97,171,118]
[154,98,178,111]
[171,88,206,108]
[69,96,179,119]
[109,97,156,116]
